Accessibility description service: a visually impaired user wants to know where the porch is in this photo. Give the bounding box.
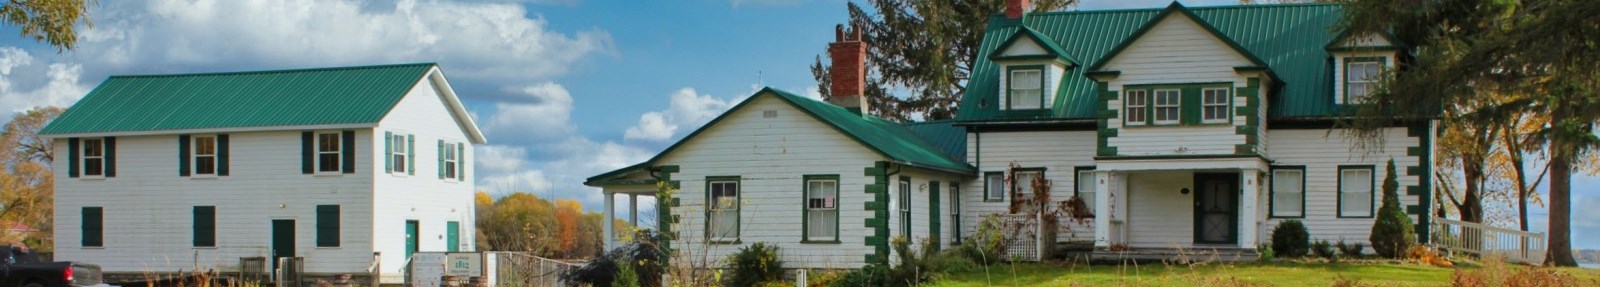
[601,186,658,251]
[1090,156,1270,258]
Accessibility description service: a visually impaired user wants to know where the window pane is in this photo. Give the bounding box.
[195,137,215,155]
[85,158,103,176]
[84,139,102,157]
[1010,70,1041,89]
[196,156,216,175]
[445,163,457,179]
[319,154,340,172]
[319,134,339,152]
[1341,169,1373,216]
[1077,171,1096,213]
[808,210,836,238]
[987,174,1004,199]
[1016,172,1038,197]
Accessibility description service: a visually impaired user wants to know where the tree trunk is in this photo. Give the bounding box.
[1459,161,1484,223]
[1546,109,1578,267]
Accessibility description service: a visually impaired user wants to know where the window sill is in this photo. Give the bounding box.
[1268,215,1306,219]
[389,172,409,178]
[707,239,742,245]
[79,176,107,180]
[801,240,841,244]
[193,246,218,249]
[1336,215,1375,219]
[190,175,219,179]
[316,246,342,249]
[80,246,105,249]
[983,199,1004,203]
[314,173,345,177]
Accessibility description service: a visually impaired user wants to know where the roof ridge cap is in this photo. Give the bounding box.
[109,62,437,79]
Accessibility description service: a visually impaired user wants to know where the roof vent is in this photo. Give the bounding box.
[763,110,778,118]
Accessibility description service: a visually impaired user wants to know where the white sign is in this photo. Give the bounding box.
[409,253,447,287]
[446,253,483,276]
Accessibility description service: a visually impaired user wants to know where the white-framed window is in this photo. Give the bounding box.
[1345,59,1382,103]
[1271,168,1305,218]
[949,184,961,244]
[1153,89,1181,125]
[804,176,838,242]
[1013,170,1042,199]
[1339,167,1375,217]
[984,172,1004,201]
[391,134,407,174]
[316,132,342,174]
[193,135,217,176]
[1201,88,1230,123]
[1124,90,1148,126]
[1075,169,1096,214]
[708,179,740,240]
[443,142,459,180]
[1008,68,1044,110]
[898,177,911,237]
[82,138,105,177]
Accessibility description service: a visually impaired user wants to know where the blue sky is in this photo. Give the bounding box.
[0,0,1590,248]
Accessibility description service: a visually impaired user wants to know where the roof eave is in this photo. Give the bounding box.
[40,123,378,139]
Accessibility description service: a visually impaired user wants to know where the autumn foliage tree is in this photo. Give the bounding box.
[0,107,62,251]
[475,191,628,259]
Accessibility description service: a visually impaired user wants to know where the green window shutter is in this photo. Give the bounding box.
[457,143,465,180]
[178,135,192,177]
[104,137,116,177]
[407,135,416,175]
[68,138,79,178]
[1181,87,1202,125]
[301,132,314,174]
[437,140,445,179]
[193,206,216,247]
[217,134,230,176]
[447,221,460,252]
[384,131,392,172]
[316,205,340,247]
[82,207,102,247]
[340,131,356,174]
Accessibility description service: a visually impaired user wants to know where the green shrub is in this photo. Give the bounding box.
[886,236,938,286]
[1271,220,1310,257]
[1336,240,1364,257]
[1257,244,1276,262]
[1369,159,1416,258]
[959,215,1007,265]
[930,248,978,273]
[613,260,640,287]
[725,242,785,287]
[1312,240,1336,258]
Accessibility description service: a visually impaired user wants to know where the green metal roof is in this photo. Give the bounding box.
[956,3,1350,122]
[987,27,1077,65]
[41,63,438,135]
[904,120,967,161]
[590,88,974,184]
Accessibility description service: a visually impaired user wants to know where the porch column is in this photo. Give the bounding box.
[629,194,639,228]
[1239,170,1261,249]
[604,192,616,251]
[1093,171,1113,249]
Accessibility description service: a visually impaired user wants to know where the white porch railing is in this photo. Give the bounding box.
[1429,216,1546,265]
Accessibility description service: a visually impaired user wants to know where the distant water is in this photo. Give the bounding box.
[1582,263,1599,269]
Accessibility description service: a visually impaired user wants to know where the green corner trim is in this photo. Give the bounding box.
[652,165,680,256]
[1096,82,1119,157]
[863,161,891,264]
[1413,122,1434,242]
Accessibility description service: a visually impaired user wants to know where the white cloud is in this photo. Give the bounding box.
[0,47,91,114]
[485,83,576,142]
[76,0,612,82]
[623,88,739,141]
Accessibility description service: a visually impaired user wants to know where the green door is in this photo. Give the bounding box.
[405,220,419,260]
[1193,173,1239,245]
[271,219,295,270]
[446,221,460,252]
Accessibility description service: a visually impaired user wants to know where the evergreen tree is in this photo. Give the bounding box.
[1370,159,1415,258]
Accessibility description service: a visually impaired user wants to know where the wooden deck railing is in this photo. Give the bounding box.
[1429,216,1546,265]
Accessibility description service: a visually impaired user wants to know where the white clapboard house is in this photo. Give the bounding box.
[588,1,1437,269]
[42,63,484,283]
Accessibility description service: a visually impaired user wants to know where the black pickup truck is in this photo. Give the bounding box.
[0,246,102,287]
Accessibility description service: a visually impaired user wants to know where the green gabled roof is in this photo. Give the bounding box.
[1086,3,1271,72]
[988,26,1077,66]
[956,3,1351,122]
[590,88,974,185]
[41,63,444,136]
[904,120,967,161]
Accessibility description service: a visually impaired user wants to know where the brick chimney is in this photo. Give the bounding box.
[1005,0,1029,19]
[827,24,869,114]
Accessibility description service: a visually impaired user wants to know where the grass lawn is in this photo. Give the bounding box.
[930,261,1600,286]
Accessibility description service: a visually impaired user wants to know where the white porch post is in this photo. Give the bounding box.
[629,194,639,227]
[1239,170,1261,249]
[1093,171,1113,249]
[604,192,616,251]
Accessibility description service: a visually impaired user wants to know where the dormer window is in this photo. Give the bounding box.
[1007,67,1045,110]
[1344,58,1382,103]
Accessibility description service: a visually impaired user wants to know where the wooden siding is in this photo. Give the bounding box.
[1100,14,1257,157]
[53,130,377,274]
[1262,127,1420,247]
[963,131,1097,242]
[371,75,478,281]
[657,95,887,269]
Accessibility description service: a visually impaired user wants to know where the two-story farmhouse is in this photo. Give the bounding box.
[41,63,484,284]
[588,1,1433,268]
